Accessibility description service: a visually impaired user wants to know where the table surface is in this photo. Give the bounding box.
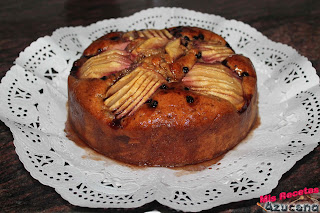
[0,0,319,212]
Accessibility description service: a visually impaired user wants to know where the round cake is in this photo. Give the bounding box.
[67,26,258,167]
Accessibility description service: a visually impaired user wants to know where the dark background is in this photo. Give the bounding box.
[0,0,319,212]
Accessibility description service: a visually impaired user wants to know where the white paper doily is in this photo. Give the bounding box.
[1,7,319,212]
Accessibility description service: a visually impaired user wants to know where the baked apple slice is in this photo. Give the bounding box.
[196,41,234,63]
[79,50,132,78]
[131,37,169,58]
[182,63,244,110]
[137,29,173,39]
[104,67,166,119]
[165,38,185,60]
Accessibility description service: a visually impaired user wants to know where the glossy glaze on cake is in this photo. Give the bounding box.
[67,26,258,166]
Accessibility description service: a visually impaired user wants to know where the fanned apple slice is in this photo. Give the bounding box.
[81,62,127,79]
[81,50,128,70]
[82,50,130,67]
[187,67,235,81]
[185,78,243,96]
[115,73,153,114]
[149,29,173,39]
[184,74,240,86]
[194,88,244,109]
[109,73,150,111]
[185,64,241,84]
[128,79,162,117]
[191,87,244,101]
[104,67,165,118]
[83,39,130,57]
[138,29,173,39]
[122,31,136,41]
[184,64,243,92]
[137,30,145,38]
[105,69,139,97]
[104,68,145,107]
[79,50,132,78]
[196,41,234,63]
[201,47,234,63]
[138,37,169,49]
[115,75,158,119]
[82,55,130,71]
[81,55,131,74]
[141,30,154,39]
[183,63,244,110]
[131,37,168,58]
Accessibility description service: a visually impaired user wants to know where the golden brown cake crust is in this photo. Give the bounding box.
[67,26,258,167]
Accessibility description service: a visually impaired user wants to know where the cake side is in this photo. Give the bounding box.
[67,75,257,166]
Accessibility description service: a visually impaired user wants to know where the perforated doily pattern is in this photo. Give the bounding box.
[0,8,319,212]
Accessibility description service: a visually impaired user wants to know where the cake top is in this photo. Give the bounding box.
[71,27,256,119]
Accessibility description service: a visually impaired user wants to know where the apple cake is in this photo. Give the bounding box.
[67,26,258,167]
